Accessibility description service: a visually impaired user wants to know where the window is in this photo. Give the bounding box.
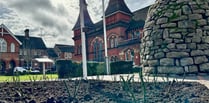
[93,39,103,61]
[136,31,140,37]
[131,32,135,39]
[10,43,15,52]
[0,38,7,52]
[23,50,27,55]
[109,36,117,48]
[110,56,118,62]
[34,50,37,55]
[110,38,114,48]
[19,49,23,55]
[125,49,134,61]
[77,45,82,54]
[65,53,72,59]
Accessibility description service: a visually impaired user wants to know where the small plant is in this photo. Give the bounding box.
[13,72,21,87]
[139,68,147,103]
[63,80,72,102]
[120,75,137,103]
[63,78,82,102]
[111,75,117,81]
[152,70,158,87]
[182,70,186,82]
[29,75,38,82]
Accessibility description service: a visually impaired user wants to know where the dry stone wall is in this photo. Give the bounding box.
[141,0,209,74]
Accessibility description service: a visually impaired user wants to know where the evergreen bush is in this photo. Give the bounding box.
[110,61,133,74]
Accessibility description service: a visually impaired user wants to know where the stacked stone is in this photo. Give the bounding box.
[141,0,209,74]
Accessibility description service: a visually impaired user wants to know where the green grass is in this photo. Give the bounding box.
[0,74,58,82]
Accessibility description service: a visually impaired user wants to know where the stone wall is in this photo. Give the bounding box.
[141,0,209,74]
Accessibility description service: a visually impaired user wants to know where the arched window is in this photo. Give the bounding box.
[109,35,117,48]
[93,39,103,61]
[125,49,134,61]
[0,38,7,52]
[10,43,15,52]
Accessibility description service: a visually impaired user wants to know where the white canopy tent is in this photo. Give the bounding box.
[35,58,54,79]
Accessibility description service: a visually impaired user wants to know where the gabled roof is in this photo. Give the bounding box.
[126,20,145,32]
[105,0,132,17]
[47,48,58,58]
[132,6,150,21]
[126,6,150,32]
[0,24,22,45]
[55,44,74,53]
[15,35,47,49]
[72,0,94,30]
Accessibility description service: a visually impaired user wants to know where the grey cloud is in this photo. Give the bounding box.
[8,0,55,13]
[57,4,69,16]
[1,0,155,47]
[0,3,13,19]
[5,0,71,36]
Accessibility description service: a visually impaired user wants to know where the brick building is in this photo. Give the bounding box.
[15,30,49,69]
[72,0,149,66]
[0,24,22,72]
[54,44,74,60]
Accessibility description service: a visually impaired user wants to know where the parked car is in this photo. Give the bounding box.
[14,67,27,73]
[30,69,40,73]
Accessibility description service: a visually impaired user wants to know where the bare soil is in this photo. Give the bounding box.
[0,80,209,103]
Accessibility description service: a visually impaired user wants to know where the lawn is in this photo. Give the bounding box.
[0,74,58,82]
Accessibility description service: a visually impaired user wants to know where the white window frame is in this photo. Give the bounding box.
[0,38,7,52]
[10,43,15,52]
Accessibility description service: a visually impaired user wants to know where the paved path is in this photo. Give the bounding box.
[77,73,209,89]
[197,75,209,89]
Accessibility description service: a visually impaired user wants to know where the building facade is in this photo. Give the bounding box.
[72,0,149,66]
[54,44,74,60]
[15,30,48,69]
[0,24,22,72]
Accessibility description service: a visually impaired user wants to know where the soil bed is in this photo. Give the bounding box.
[0,80,209,103]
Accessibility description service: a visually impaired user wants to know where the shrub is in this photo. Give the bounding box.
[56,60,74,78]
[56,60,106,78]
[87,62,105,76]
[110,61,133,74]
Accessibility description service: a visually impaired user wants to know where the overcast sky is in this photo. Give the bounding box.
[0,0,155,47]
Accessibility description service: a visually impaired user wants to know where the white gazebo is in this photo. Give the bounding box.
[35,57,54,79]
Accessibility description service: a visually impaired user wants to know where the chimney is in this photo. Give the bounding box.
[24,29,29,39]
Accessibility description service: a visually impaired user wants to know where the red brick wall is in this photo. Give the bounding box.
[0,28,20,70]
[2,34,20,53]
[106,12,131,25]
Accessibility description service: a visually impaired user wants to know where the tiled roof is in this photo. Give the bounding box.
[126,20,145,32]
[132,6,150,21]
[72,0,94,30]
[55,44,74,53]
[126,6,150,31]
[1,24,22,45]
[105,0,132,17]
[15,35,47,49]
[47,48,58,58]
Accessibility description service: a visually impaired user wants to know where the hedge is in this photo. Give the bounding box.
[56,60,141,78]
[110,61,134,74]
[56,60,106,78]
